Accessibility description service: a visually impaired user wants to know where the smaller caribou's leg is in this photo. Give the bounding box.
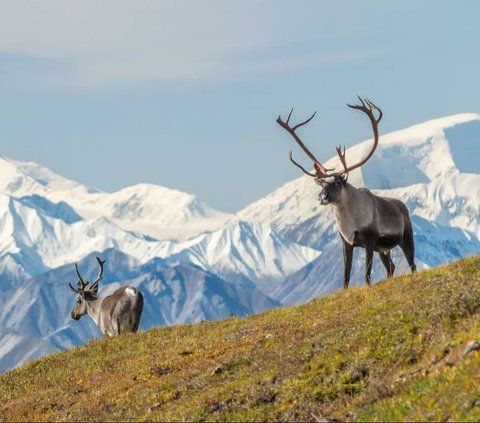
[112,305,124,335]
[114,318,122,335]
[379,251,395,278]
[342,236,354,289]
[401,225,417,273]
[365,247,374,286]
[132,293,144,333]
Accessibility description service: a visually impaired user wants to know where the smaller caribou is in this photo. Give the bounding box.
[68,257,143,336]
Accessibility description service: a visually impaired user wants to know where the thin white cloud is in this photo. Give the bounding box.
[0,0,381,85]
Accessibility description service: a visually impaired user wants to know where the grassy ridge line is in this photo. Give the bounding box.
[0,256,480,421]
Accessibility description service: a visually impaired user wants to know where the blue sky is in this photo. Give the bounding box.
[0,0,479,212]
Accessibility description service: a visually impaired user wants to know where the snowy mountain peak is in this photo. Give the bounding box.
[319,112,480,190]
[74,182,233,241]
[113,183,195,203]
[0,156,86,197]
[104,182,224,222]
[0,155,232,241]
[170,219,321,291]
[379,113,480,145]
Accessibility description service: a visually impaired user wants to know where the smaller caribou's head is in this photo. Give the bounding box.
[315,175,348,205]
[68,257,105,321]
[276,96,382,206]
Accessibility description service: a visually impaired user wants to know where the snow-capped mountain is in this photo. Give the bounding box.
[170,220,321,292]
[0,188,317,294]
[0,156,83,196]
[0,155,232,241]
[0,192,174,282]
[50,183,233,241]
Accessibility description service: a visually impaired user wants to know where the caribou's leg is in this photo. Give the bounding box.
[114,318,122,335]
[401,226,417,273]
[132,293,144,333]
[112,304,125,335]
[379,251,395,278]
[365,247,374,286]
[341,236,354,289]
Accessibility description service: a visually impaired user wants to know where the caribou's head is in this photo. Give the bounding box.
[67,257,105,320]
[276,97,382,206]
[315,176,347,205]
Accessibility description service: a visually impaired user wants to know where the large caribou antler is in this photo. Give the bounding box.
[276,97,382,178]
[340,96,383,174]
[276,109,333,178]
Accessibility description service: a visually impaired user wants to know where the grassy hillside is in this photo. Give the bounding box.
[1,256,480,422]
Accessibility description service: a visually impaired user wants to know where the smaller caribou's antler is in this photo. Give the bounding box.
[74,263,88,288]
[68,281,78,293]
[68,262,89,293]
[68,257,106,294]
[89,257,106,293]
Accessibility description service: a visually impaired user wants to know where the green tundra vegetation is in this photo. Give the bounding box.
[1,255,480,422]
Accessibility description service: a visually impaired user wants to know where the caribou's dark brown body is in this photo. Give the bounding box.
[330,182,416,287]
[277,97,416,288]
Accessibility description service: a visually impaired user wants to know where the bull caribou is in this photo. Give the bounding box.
[277,97,416,289]
[68,257,144,336]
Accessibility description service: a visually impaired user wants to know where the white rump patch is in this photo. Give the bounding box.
[125,287,137,296]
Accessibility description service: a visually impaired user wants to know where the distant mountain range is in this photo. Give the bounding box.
[1,112,479,372]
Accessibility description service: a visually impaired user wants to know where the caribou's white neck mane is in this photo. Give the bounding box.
[332,184,374,245]
[85,296,102,327]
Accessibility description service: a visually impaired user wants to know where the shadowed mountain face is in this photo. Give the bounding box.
[1,113,480,373]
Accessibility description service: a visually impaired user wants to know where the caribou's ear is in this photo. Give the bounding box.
[68,282,78,293]
[89,284,99,295]
[341,174,348,184]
